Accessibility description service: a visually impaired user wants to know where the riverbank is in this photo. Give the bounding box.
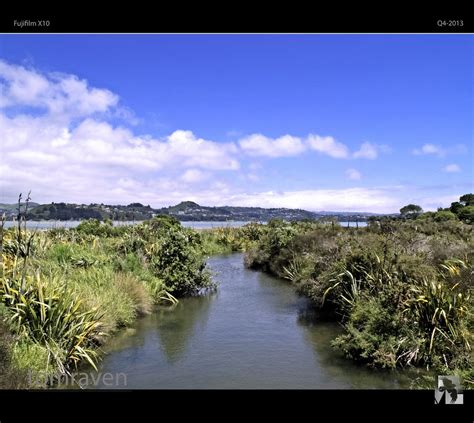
[243,218,474,387]
[0,216,219,387]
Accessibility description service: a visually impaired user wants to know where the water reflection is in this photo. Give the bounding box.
[155,294,215,363]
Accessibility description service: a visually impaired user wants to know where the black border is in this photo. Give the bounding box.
[1,6,473,422]
[0,7,472,33]
[0,389,473,421]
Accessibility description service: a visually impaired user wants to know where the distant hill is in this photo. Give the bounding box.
[0,200,383,222]
[159,201,318,221]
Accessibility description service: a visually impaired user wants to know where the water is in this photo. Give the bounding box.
[74,253,414,389]
[3,220,366,230]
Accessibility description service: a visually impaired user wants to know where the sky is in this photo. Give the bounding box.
[0,34,472,213]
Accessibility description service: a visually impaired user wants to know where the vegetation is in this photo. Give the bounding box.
[245,210,473,386]
[2,192,473,388]
[200,223,268,255]
[400,204,423,217]
[0,198,214,387]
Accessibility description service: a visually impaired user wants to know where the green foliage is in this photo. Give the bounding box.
[1,201,218,386]
[446,194,474,225]
[245,219,474,378]
[458,206,474,224]
[450,202,463,214]
[400,204,423,217]
[331,297,403,368]
[75,219,115,237]
[200,223,267,255]
[460,194,474,206]
[432,210,458,222]
[0,306,24,388]
[148,227,214,296]
[1,271,104,375]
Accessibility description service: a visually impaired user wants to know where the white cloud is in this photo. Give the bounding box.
[412,144,446,157]
[353,142,392,159]
[221,188,399,213]
[239,134,306,157]
[0,60,118,118]
[353,142,377,159]
[306,134,349,159]
[346,168,361,180]
[0,112,244,208]
[443,163,461,173]
[181,169,210,183]
[239,133,353,159]
[168,130,239,170]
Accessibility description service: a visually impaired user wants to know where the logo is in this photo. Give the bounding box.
[434,376,463,405]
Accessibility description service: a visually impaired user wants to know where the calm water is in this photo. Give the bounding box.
[74,253,414,389]
[4,220,366,230]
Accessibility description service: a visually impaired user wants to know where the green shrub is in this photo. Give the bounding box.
[149,227,214,296]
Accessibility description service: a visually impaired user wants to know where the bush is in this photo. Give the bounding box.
[149,227,214,296]
[433,211,458,222]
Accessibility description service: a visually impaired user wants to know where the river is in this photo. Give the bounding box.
[71,253,414,389]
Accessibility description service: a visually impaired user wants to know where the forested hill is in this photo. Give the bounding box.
[0,201,379,222]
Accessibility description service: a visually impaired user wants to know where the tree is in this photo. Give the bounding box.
[400,204,423,217]
[459,194,474,207]
[450,201,463,215]
[458,206,474,224]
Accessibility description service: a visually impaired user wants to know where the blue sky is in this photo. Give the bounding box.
[0,35,472,212]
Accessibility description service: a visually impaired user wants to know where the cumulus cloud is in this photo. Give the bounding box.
[0,60,118,117]
[412,144,446,157]
[0,114,240,189]
[239,134,306,157]
[443,163,461,173]
[346,168,362,180]
[306,134,349,159]
[239,133,351,159]
[168,130,239,170]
